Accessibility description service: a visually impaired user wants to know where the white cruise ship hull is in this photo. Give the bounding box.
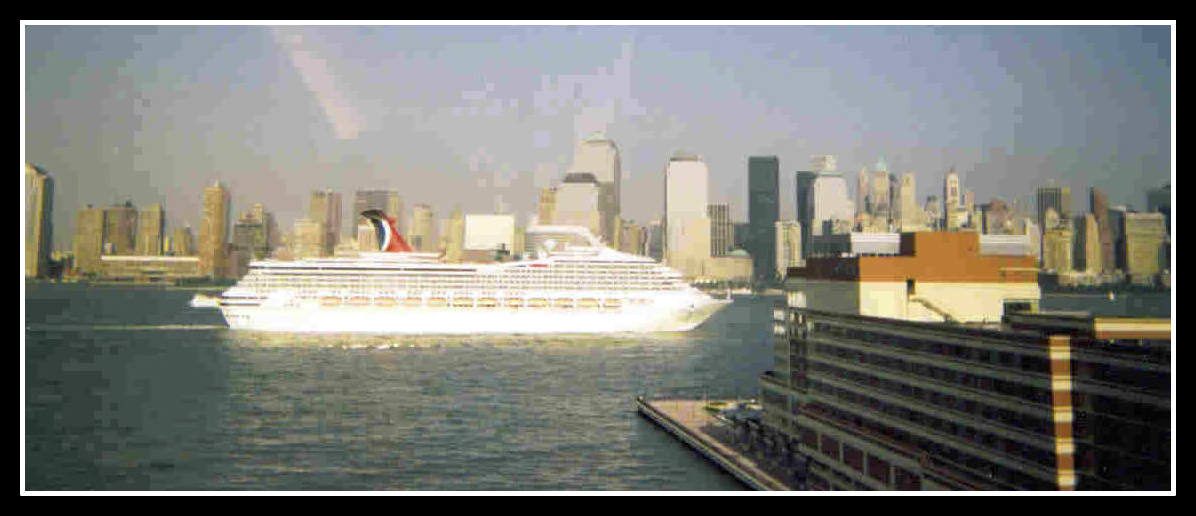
[220,297,730,334]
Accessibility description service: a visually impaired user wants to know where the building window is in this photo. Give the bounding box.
[843,444,865,472]
[867,455,891,485]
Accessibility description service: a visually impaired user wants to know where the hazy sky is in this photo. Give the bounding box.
[25,24,1172,249]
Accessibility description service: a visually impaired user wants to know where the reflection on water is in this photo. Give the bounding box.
[28,283,1165,490]
[25,283,771,490]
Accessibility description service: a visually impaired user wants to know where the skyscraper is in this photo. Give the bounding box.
[441,207,465,263]
[354,190,404,234]
[554,172,603,239]
[1089,188,1115,274]
[664,150,711,278]
[198,182,231,279]
[24,163,53,278]
[291,218,325,260]
[103,202,139,255]
[811,171,853,236]
[748,156,779,282]
[1123,212,1166,283]
[1146,184,1171,236]
[795,171,819,259]
[410,204,437,252]
[570,133,621,245]
[171,226,196,257]
[856,167,871,216]
[775,220,802,281]
[707,203,732,256]
[537,186,557,225]
[897,172,923,232]
[1036,183,1072,233]
[309,190,342,257]
[72,205,105,275]
[942,167,961,230]
[136,203,165,256]
[1073,214,1102,274]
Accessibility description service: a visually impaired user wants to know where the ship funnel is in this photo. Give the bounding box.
[361,210,414,253]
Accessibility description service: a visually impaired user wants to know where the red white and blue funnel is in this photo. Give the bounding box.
[361,210,414,253]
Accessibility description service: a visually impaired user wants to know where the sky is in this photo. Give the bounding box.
[24,24,1172,250]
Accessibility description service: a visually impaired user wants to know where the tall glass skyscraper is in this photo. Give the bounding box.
[748,156,779,284]
[795,171,820,260]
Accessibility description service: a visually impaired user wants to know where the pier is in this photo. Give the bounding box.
[636,397,794,491]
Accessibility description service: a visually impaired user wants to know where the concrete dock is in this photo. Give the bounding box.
[636,397,792,491]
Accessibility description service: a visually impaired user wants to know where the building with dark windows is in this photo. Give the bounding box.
[708,203,732,256]
[759,231,1171,490]
[748,156,779,284]
[795,171,820,260]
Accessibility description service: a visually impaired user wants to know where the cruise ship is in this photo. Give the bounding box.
[210,210,731,334]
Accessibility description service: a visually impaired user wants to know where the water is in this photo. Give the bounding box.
[24,283,775,491]
[24,284,1170,490]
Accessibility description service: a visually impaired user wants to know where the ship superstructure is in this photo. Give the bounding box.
[213,216,729,333]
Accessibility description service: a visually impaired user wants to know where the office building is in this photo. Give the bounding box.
[1145,184,1171,236]
[1072,214,1102,274]
[136,204,165,256]
[409,204,438,252]
[72,205,105,275]
[775,220,802,280]
[198,182,231,279]
[748,156,780,282]
[464,214,516,254]
[647,220,664,262]
[941,168,962,230]
[896,173,923,232]
[354,189,404,235]
[664,151,711,278]
[441,207,465,263]
[170,226,196,257]
[96,255,203,283]
[309,190,342,257]
[796,171,820,259]
[25,163,54,278]
[1123,212,1167,283]
[618,219,647,256]
[1041,208,1074,273]
[571,133,621,245]
[708,203,733,256]
[554,172,603,240]
[1089,188,1115,275]
[810,172,854,237]
[291,218,325,260]
[103,202,139,255]
[1036,184,1072,234]
[537,186,558,226]
[765,298,1169,490]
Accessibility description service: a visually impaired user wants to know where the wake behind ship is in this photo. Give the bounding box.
[206,211,730,334]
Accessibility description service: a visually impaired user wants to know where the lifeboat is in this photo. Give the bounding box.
[603,299,623,309]
[427,297,447,307]
[404,297,423,307]
[374,297,397,307]
[527,298,548,308]
[452,298,475,308]
[478,298,498,308]
[578,299,599,309]
[553,298,574,309]
[320,296,342,307]
[505,298,523,308]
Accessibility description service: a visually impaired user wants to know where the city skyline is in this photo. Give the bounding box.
[25,24,1172,250]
